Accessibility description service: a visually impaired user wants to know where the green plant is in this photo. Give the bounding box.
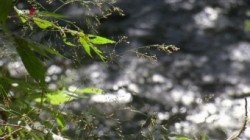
[0,0,178,139]
[0,0,120,139]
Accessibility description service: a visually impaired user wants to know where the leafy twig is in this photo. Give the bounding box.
[0,126,23,139]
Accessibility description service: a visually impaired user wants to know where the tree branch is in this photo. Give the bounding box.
[227,98,248,140]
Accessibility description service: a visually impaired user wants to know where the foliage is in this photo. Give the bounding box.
[0,0,180,139]
[0,0,13,29]
[14,6,115,61]
[35,87,103,105]
[0,0,119,139]
[245,20,250,31]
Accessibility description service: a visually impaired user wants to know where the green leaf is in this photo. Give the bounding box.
[0,0,13,29]
[63,39,76,46]
[92,46,106,61]
[88,34,115,44]
[33,17,54,29]
[75,87,104,95]
[62,34,76,47]
[78,34,106,61]
[78,34,92,57]
[245,20,250,31]
[201,134,209,140]
[14,6,27,23]
[42,46,64,57]
[29,131,44,140]
[35,91,75,105]
[0,76,11,93]
[176,136,191,140]
[8,79,43,98]
[46,93,73,105]
[0,129,3,135]
[15,37,45,84]
[55,115,65,128]
[26,39,64,58]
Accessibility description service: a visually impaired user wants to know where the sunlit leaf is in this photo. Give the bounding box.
[78,34,92,57]
[63,39,76,46]
[0,129,3,135]
[55,115,65,128]
[88,34,115,44]
[62,34,76,47]
[35,91,75,105]
[245,20,250,31]
[92,46,106,61]
[176,136,191,140]
[33,17,54,29]
[75,87,104,95]
[78,34,106,61]
[201,134,209,140]
[14,6,27,23]
[15,37,45,84]
[46,93,74,105]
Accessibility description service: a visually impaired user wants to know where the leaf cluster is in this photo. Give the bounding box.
[0,0,118,139]
[0,0,180,139]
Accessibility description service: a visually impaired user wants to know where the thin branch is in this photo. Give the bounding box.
[0,127,23,139]
[227,98,248,140]
[0,123,22,127]
[0,123,47,138]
